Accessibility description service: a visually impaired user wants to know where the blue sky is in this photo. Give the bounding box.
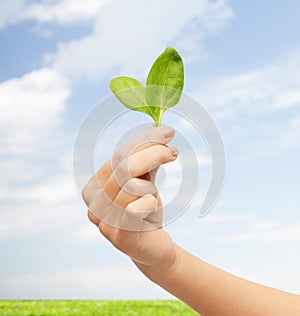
[1,0,300,299]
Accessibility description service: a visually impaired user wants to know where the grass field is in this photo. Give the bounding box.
[0,300,199,315]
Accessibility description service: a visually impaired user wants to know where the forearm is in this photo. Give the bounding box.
[135,244,300,316]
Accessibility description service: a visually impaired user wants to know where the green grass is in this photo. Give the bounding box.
[0,300,199,315]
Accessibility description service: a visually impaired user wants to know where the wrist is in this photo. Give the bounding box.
[133,241,181,284]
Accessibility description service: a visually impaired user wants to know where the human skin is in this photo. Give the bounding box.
[82,125,300,316]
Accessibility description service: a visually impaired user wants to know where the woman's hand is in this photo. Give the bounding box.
[82,125,178,270]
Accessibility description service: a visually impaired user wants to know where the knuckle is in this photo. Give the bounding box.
[81,178,94,204]
[111,159,130,187]
[98,221,106,234]
[125,201,137,213]
[98,221,105,234]
[81,175,102,205]
[98,221,114,242]
[145,194,158,210]
[96,160,112,180]
[81,185,89,204]
[125,194,157,213]
[115,159,130,178]
[123,178,157,196]
[111,150,123,169]
[87,210,100,226]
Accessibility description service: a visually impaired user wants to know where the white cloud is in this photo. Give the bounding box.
[71,222,104,244]
[0,0,25,30]
[280,115,300,149]
[0,67,70,153]
[48,0,233,81]
[14,0,108,25]
[197,51,300,120]
[224,256,300,297]
[0,0,108,30]
[194,51,300,160]
[250,220,279,230]
[0,67,75,239]
[216,222,300,243]
[0,173,82,239]
[0,0,233,50]
[0,266,172,299]
[229,113,300,160]
[200,214,254,224]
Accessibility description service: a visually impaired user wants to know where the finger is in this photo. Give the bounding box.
[85,177,160,229]
[142,194,163,228]
[82,175,121,224]
[95,159,113,187]
[103,144,178,201]
[139,166,159,183]
[94,125,175,190]
[117,144,178,179]
[86,179,156,230]
[83,144,177,224]
[87,210,100,226]
[82,126,176,221]
[112,125,175,168]
[82,173,113,207]
[149,166,159,182]
[98,194,158,240]
[121,194,159,231]
[113,178,157,209]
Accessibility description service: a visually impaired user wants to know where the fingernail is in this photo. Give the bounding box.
[158,125,175,140]
[169,146,179,157]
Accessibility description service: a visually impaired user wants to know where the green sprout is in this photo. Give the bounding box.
[109,47,184,126]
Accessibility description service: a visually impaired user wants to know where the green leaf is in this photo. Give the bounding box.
[146,47,184,125]
[109,47,184,126]
[109,76,157,122]
[109,76,146,110]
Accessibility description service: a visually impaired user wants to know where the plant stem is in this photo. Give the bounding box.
[155,110,163,126]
